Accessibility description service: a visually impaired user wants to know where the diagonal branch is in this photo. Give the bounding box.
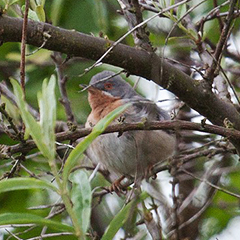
[204,0,238,82]
[1,15,240,152]
[51,52,76,123]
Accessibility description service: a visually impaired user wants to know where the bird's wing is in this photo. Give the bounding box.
[122,98,170,122]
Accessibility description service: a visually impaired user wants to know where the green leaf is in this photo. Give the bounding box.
[101,192,149,240]
[1,95,20,125]
[177,3,187,19]
[22,5,40,21]
[0,213,74,232]
[70,170,92,234]
[30,0,37,10]
[51,0,64,25]
[36,5,45,22]
[36,0,45,6]
[62,103,131,185]
[0,177,58,193]
[37,75,56,160]
[11,78,50,158]
[11,76,56,160]
[7,0,20,6]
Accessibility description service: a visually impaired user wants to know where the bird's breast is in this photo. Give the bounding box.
[86,90,123,127]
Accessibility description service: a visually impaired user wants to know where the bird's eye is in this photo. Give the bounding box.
[104,82,113,90]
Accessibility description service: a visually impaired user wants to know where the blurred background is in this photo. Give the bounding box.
[0,0,240,239]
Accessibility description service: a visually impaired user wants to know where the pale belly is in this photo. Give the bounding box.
[86,130,176,178]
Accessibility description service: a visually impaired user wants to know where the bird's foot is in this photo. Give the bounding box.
[145,165,157,182]
[108,175,126,195]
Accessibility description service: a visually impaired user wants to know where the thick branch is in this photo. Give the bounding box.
[1,15,240,150]
[5,120,240,156]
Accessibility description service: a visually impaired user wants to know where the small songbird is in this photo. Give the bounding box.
[85,71,176,190]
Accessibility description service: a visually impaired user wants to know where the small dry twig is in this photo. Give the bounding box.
[20,0,30,95]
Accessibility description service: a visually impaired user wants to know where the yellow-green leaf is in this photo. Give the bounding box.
[0,177,58,193]
[102,192,148,240]
[70,170,92,234]
[0,213,74,232]
[36,5,46,22]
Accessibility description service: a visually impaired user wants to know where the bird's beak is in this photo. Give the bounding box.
[79,83,90,92]
[79,83,98,93]
[79,83,88,88]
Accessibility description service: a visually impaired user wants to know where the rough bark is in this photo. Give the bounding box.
[1,15,240,151]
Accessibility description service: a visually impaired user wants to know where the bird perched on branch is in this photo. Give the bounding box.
[85,70,176,191]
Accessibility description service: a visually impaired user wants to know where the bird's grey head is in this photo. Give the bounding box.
[89,71,138,99]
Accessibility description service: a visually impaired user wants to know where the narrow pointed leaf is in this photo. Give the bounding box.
[101,192,148,240]
[36,5,46,22]
[0,177,58,193]
[0,213,74,232]
[11,78,50,158]
[70,170,92,234]
[38,75,56,160]
[11,77,56,160]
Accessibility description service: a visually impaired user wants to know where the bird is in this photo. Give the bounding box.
[84,70,176,191]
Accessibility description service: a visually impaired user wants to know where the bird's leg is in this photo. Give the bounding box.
[144,164,157,182]
[117,114,125,123]
[109,175,126,193]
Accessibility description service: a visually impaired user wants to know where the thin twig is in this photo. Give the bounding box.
[197,0,230,32]
[20,0,30,95]
[169,158,180,239]
[205,49,240,105]
[204,0,238,82]
[167,190,215,238]
[51,52,75,123]
[6,226,37,240]
[5,229,23,240]
[28,203,63,210]
[20,163,40,179]
[181,168,240,199]
[117,0,153,51]
[0,224,34,228]
[205,10,240,22]
[26,32,51,56]
[25,232,73,240]
[82,0,190,75]
[39,198,63,238]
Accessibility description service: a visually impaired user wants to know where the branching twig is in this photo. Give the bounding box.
[166,190,215,238]
[51,52,75,123]
[181,168,240,199]
[5,155,26,179]
[205,49,240,105]
[83,0,190,74]
[204,0,238,83]
[117,0,153,51]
